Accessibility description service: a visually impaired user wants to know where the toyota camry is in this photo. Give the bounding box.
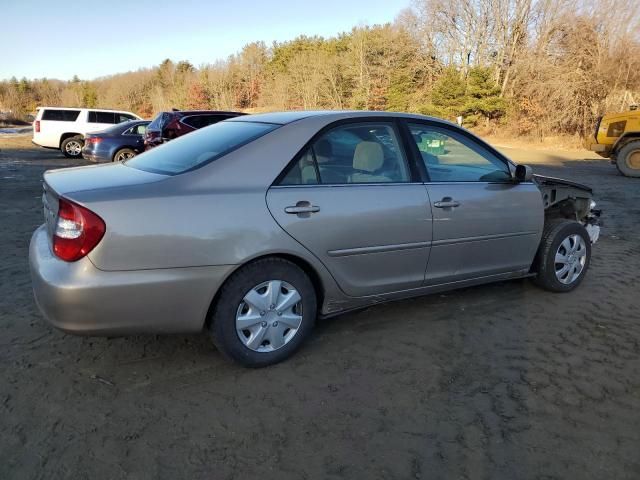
[29,111,601,367]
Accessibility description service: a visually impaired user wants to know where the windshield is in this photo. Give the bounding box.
[125,121,279,175]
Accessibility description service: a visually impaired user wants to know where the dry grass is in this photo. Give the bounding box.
[0,135,34,150]
[479,133,587,152]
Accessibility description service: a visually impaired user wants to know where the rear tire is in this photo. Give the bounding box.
[615,140,640,177]
[532,219,591,292]
[113,148,136,162]
[61,135,84,158]
[208,258,317,367]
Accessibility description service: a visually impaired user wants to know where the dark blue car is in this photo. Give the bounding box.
[82,120,150,163]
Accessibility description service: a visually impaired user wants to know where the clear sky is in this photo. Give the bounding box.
[2,0,407,81]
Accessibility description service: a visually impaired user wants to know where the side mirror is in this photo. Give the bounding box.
[515,164,533,182]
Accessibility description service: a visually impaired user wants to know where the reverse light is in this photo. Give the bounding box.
[53,198,106,262]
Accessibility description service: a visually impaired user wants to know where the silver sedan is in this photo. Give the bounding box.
[29,111,600,367]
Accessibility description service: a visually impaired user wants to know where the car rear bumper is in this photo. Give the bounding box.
[81,146,109,163]
[81,152,101,162]
[29,225,235,335]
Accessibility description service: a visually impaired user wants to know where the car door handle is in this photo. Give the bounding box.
[284,205,320,214]
[433,198,460,208]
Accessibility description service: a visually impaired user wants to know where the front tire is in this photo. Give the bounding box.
[532,219,591,292]
[61,135,84,158]
[615,140,640,177]
[208,258,317,367]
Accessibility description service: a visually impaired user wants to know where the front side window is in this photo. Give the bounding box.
[408,123,511,182]
[126,121,279,175]
[279,122,410,185]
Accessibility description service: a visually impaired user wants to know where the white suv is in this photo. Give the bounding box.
[33,107,142,158]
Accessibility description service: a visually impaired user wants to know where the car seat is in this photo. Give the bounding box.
[351,141,391,183]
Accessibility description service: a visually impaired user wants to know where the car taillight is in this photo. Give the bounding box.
[35,120,40,133]
[53,198,106,262]
[85,137,103,145]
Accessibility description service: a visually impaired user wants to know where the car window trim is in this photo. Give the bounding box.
[273,117,423,187]
[272,182,426,189]
[400,119,516,184]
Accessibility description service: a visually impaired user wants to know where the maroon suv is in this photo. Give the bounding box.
[144,110,245,149]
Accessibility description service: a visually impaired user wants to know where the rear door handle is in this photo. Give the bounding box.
[284,201,320,216]
[433,198,460,208]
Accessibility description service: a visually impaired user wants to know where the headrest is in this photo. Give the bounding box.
[315,138,333,158]
[353,141,384,172]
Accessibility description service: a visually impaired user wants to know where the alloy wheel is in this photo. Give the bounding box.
[65,141,82,156]
[116,151,135,161]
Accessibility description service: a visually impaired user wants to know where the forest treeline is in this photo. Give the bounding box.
[1,0,639,138]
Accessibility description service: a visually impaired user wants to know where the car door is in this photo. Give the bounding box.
[123,123,147,151]
[267,120,433,297]
[404,121,543,285]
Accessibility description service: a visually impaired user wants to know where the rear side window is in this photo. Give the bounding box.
[88,111,117,124]
[278,122,410,185]
[123,124,147,135]
[117,113,136,123]
[126,121,279,175]
[41,109,80,121]
[181,115,227,129]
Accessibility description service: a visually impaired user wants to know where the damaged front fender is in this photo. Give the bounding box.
[534,174,601,243]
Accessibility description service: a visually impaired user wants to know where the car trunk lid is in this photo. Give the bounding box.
[41,163,168,242]
[43,163,168,197]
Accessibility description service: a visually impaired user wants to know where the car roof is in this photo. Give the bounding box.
[163,110,245,116]
[36,106,136,113]
[228,110,454,126]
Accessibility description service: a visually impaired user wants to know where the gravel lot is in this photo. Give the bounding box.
[1,139,639,480]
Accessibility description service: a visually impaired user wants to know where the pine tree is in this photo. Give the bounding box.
[423,67,467,119]
[463,67,506,124]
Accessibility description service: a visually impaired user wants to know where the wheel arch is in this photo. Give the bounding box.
[612,132,640,156]
[203,252,326,328]
[112,146,139,161]
[59,132,83,148]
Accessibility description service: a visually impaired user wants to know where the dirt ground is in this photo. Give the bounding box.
[1,137,639,480]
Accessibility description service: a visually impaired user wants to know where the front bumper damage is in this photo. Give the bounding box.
[534,174,602,244]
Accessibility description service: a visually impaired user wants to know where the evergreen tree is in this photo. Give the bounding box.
[463,67,506,124]
[81,82,98,108]
[422,67,467,119]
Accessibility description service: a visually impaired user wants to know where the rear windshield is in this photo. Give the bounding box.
[125,121,279,175]
[148,112,170,131]
[100,121,136,135]
[41,109,80,121]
